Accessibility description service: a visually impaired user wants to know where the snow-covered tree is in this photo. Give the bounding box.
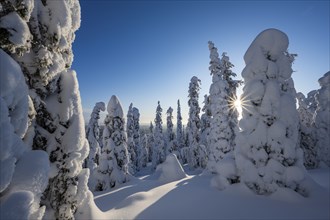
[166,107,175,155]
[207,41,239,173]
[314,72,330,167]
[152,101,166,169]
[133,107,141,171]
[126,103,137,174]
[200,95,211,148]
[0,49,50,220]
[147,122,154,162]
[236,29,307,196]
[85,102,106,170]
[306,90,318,113]
[1,1,92,218]
[187,76,203,168]
[139,134,149,169]
[176,99,184,151]
[96,96,129,191]
[296,93,318,169]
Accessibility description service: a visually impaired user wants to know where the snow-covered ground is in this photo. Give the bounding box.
[89,155,329,219]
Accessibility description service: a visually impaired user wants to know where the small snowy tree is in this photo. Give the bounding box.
[236,29,307,196]
[207,41,239,173]
[96,96,129,191]
[201,95,212,147]
[166,107,175,155]
[175,100,184,158]
[314,72,330,167]
[152,101,166,169]
[126,103,137,174]
[85,102,106,170]
[139,134,149,169]
[132,107,141,171]
[296,93,318,169]
[147,122,154,162]
[187,76,203,168]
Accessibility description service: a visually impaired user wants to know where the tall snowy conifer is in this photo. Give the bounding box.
[187,76,203,168]
[207,41,239,173]
[126,103,137,174]
[139,134,149,169]
[296,93,318,169]
[1,0,92,218]
[201,95,212,148]
[96,96,129,190]
[147,122,154,162]
[166,107,175,155]
[176,100,184,150]
[152,101,166,168]
[314,72,330,167]
[132,107,142,171]
[236,29,307,196]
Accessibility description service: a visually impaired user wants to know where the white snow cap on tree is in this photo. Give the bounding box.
[315,71,330,167]
[107,95,124,118]
[236,29,308,197]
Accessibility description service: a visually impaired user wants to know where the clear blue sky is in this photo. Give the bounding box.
[72,0,329,125]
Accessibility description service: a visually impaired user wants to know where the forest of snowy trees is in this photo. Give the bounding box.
[76,29,330,199]
[0,0,329,219]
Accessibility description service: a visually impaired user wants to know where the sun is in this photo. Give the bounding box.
[228,95,243,120]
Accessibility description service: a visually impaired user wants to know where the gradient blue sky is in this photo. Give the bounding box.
[72,0,329,125]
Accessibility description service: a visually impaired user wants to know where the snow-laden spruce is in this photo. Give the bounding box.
[236,29,308,196]
[147,122,155,162]
[296,93,318,169]
[1,1,92,219]
[0,49,50,220]
[201,94,212,148]
[166,107,175,155]
[176,100,184,160]
[314,72,330,167]
[96,95,129,190]
[187,76,206,168]
[86,102,105,189]
[207,41,239,174]
[139,134,149,169]
[127,103,137,174]
[132,107,143,171]
[152,102,166,169]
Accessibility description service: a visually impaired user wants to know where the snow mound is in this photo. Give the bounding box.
[107,95,124,118]
[155,154,187,184]
[244,28,289,62]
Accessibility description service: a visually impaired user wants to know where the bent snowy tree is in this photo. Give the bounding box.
[235,29,308,196]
